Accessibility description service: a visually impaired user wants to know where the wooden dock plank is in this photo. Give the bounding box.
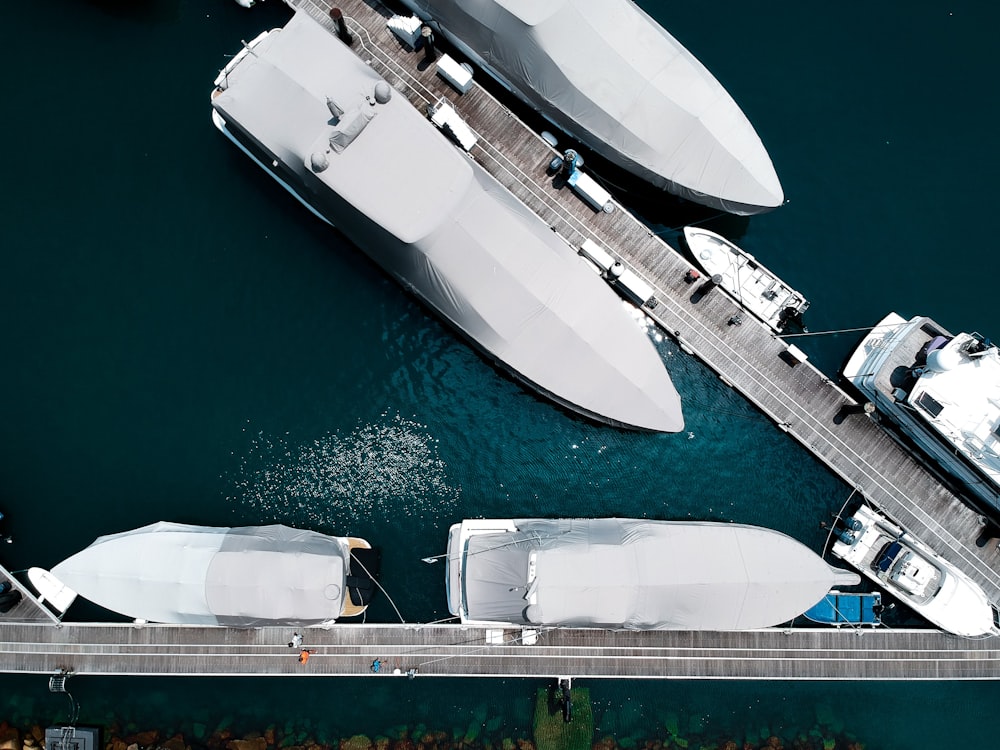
[1,623,999,680]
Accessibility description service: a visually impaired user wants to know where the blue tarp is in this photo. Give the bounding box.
[804,592,881,625]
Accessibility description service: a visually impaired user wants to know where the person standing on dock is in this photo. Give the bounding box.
[288,632,303,649]
[298,649,315,664]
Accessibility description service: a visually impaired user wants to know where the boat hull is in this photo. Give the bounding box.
[447,518,858,630]
[683,226,808,333]
[398,0,783,215]
[26,567,77,614]
[51,522,377,626]
[842,313,1000,515]
[210,11,684,432]
[830,504,997,637]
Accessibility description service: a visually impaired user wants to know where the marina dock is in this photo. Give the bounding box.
[3,620,1000,680]
[4,561,999,681]
[281,0,1000,608]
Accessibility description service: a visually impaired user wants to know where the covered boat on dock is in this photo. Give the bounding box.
[445,518,859,630]
[49,522,380,626]
[210,10,683,432]
[397,0,783,214]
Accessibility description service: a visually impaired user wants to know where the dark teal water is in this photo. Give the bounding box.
[2,0,1000,747]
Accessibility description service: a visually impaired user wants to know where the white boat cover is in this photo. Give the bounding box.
[458,518,859,629]
[399,0,783,214]
[51,522,357,626]
[211,11,682,432]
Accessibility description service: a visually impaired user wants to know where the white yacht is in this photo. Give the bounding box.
[831,504,998,637]
[843,313,1000,514]
[396,0,783,215]
[47,522,379,626]
[445,518,858,630]
[683,226,808,333]
[211,10,683,432]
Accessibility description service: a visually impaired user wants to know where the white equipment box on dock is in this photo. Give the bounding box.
[580,238,614,272]
[567,170,613,212]
[435,54,473,93]
[386,15,422,48]
[613,266,655,307]
[785,343,809,364]
[430,99,477,151]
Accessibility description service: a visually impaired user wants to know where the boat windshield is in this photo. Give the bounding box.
[873,541,902,573]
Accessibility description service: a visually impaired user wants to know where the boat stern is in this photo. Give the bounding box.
[841,312,911,394]
[445,519,519,623]
[445,522,463,618]
[341,538,381,619]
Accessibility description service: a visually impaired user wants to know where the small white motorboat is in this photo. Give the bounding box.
[831,504,999,637]
[684,226,809,333]
[27,567,77,614]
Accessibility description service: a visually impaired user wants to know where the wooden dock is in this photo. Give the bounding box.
[3,622,1000,680]
[279,0,1000,608]
[2,556,997,681]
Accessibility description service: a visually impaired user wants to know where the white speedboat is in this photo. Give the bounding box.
[26,567,77,614]
[48,522,379,626]
[683,226,808,333]
[831,504,999,637]
[211,10,683,432]
[445,518,858,630]
[843,313,1000,514]
[397,0,783,215]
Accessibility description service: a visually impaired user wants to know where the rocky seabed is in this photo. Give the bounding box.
[0,719,865,750]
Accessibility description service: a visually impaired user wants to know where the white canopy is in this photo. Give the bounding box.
[211,11,683,431]
[456,518,858,629]
[400,0,783,214]
[52,522,358,626]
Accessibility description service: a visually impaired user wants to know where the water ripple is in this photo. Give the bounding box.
[226,412,461,527]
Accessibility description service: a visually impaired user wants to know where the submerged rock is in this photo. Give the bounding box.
[133,733,159,749]
[227,738,267,750]
[339,736,372,750]
[160,734,187,750]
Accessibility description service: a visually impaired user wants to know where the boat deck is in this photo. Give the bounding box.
[2,621,1000,680]
[278,0,1000,609]
[872,318,945,394]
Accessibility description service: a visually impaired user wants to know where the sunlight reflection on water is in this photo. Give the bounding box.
[227,412,462,526]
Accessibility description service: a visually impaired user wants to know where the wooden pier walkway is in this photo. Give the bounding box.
[2,621,1000,680]
[282,0,1000,607]
[3,562,997,681]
